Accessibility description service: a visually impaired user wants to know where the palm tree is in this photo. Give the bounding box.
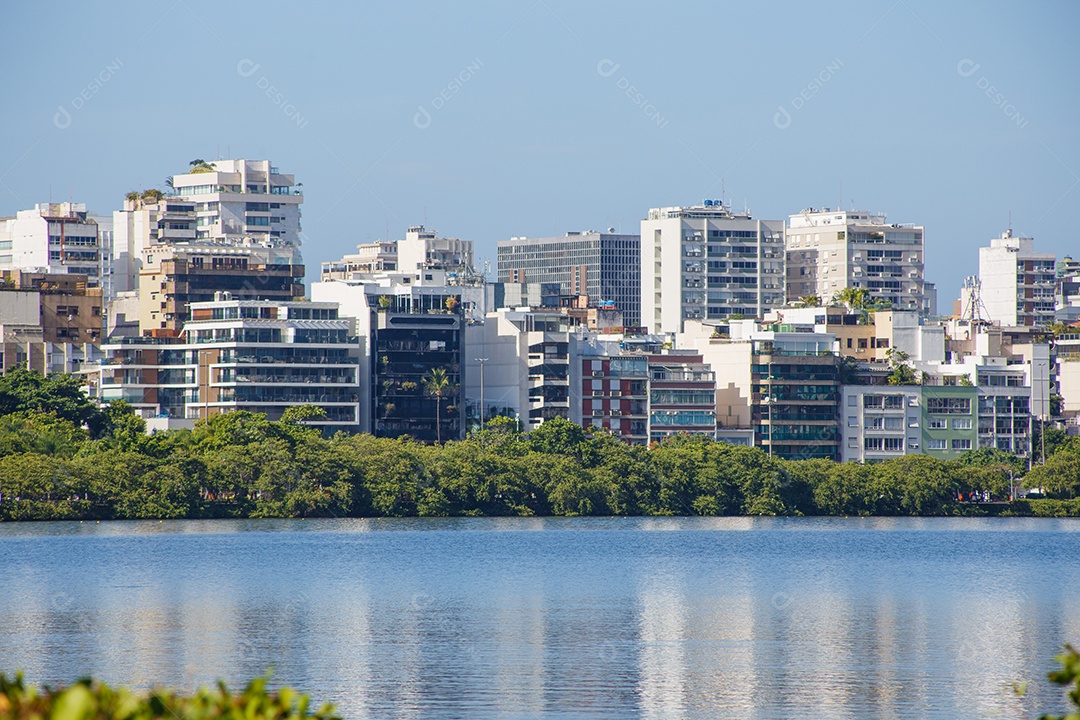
[796,294,822,308]
[422,367,453,444]
[832,287,871,311]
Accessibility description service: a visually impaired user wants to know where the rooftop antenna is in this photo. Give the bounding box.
[721,177,725,206]
[962,275,990,325]
[1008,209,1012,234]
[839,180,843,209]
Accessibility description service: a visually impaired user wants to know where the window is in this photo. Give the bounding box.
[926,397,971,414]
[952,418,972,430]
[926,439,947,450]
[928,418,946,430]
[847,416,858,427]
[865,417,884,430]
[884,438,903,452]
[864,438,884,451]
[952,439,972,451]
[884,417,904,430]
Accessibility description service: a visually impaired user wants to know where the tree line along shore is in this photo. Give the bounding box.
[1,368,1078,521]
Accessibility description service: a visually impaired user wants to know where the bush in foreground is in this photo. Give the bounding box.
[0,673,338,720]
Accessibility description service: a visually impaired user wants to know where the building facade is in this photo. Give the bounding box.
[0,203,102,284]
[313,277,467,441]
[95,298,360,431]
[138,242,304,334]
[169,159,304,247]
[498,231,641,327]
[641,202,784,334]
[978,230,1056,327]
[785,208,925,312]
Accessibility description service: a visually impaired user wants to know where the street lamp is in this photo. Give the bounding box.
[1035,360,1048,465]
[475,357,488,431]
[198,348,212,421]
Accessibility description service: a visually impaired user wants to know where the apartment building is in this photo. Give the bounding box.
[499,230,641,327]
[841,378,1032,463]
[95,298,360,431]
[641,202,784,334]
[313,275,467,441]
[680,319,841,460]
[979,230,1056,327]
[169,159,304,247]
[111,196,201,296]
[785,208,925,312]
[0,203,102,284]
[321,240,398,280]
[138,242,304,334]
[646,353,717,444]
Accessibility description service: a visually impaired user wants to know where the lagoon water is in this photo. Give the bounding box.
[0,517,1078,719]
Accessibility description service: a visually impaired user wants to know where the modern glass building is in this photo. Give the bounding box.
[497,231,641,327]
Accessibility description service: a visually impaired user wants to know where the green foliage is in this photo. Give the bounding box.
[885,347,919,386]
[6,378,1080,520]
[1041,644,1080,720]
[0,672,339,720]
[0,368,110,438]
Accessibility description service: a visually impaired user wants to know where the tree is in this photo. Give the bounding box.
[796,294,822,308]
[422,367,453,444]
[885,347,919,386]
[445,295,460,313]
[280,405,328,426]
[0,368,110,438]
[832,287,871,311]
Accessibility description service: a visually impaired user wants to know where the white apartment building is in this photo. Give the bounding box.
[0,203,101,283]
[641,201,785,334]
[978,230,1056,327]
[321,240,398,280]
[785,208,925,312]
[169,159,304,247]
[321,225,474,283]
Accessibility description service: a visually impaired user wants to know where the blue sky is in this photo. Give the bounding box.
[1,0,1077,305]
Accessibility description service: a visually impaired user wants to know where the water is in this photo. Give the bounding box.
[0,517,1078,719]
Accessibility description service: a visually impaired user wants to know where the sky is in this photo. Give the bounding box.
[1,0,1077,305]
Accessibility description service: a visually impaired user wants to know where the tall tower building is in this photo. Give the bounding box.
[640,201,784,334]
[978,230,1056,327]
[497,230,641,327]
[785,208,925,312]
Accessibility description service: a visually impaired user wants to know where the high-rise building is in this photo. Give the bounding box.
[312,276,467,441]
[785,208,925,312]
[111,196,200,297]
[680,319,841,460]
[640,202,784,334]
[170,159,304,247]
[138,242,304,334]
[498,230,641,327]
[979,229,1056,327]
[0,203,102,284]
[94,297,361,431]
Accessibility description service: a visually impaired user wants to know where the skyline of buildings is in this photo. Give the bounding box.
[1,155,1078,461]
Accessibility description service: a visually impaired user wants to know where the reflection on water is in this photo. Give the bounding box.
[0,517,1078,719]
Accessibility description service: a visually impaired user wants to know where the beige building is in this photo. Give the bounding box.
[138,242,303,334]
[785,208,925,313]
